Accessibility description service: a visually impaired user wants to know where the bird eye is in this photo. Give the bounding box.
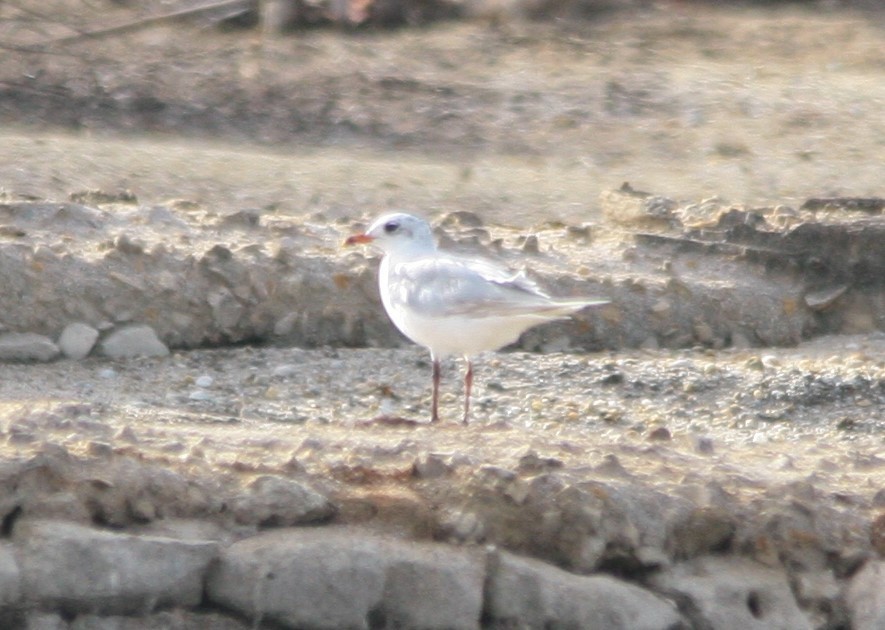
[383,221,399,234]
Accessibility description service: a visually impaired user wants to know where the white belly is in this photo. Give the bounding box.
[387,304,548,358]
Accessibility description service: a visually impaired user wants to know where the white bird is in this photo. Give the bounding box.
[346,212,608,424]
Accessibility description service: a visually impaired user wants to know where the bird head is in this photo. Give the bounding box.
[345,212,436,257]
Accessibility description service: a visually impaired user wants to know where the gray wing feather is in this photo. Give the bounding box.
[388,255,598,319]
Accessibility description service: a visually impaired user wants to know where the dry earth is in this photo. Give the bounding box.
[0,1,883,628]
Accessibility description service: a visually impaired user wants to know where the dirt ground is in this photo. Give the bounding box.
[2,2,884,226]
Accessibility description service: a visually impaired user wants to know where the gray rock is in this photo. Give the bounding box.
[206,528,485,630]
[23,612,67,630]
[99,325,169,358]
[67,610,252,629]
[651,556,812,630]
[15,519,217,615]
[0,543,21,608]
[485,550,683,630]
[0,332,60,362]
[846,560,885,630]
[57,322,100,360]
[231,475,336,526]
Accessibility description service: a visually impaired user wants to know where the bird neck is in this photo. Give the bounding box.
[387,240,437,262]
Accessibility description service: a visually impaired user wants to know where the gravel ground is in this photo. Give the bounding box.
[1,333,881,508]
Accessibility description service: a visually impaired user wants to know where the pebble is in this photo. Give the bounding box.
[272,364,299,378]
[99,325,169,358]
[694,436,715,454]
[195,375,214,388]
[57,322,100,360]
[648,426,672,441]
[0,332,60,362]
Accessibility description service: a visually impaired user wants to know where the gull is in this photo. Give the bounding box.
[346,212,608,424]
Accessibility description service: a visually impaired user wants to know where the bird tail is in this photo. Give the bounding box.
[528,297,610,319]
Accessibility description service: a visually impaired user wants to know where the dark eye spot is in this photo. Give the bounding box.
[383,221,399,234]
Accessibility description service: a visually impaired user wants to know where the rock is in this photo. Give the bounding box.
[99,325,169,358]
[231,475,335,526]
[207,289,244,332]
[0,544,21,609]
[647,426,672,441]
[413,453,454,479]
[803,284,848,311]
[24,609,253,629]
[261,0,300,34]
[15,519,217,615]
[485,550,683,629]
[57,322,99,360]
[521,234,540,254]
[651,556,812,630]
[0,332,60,362]
[846,560,885,630]
[207,528,485,630]
[600,183,676,226]
[21,612,66,630]
[872,512,885,555]
[667,508,735,559]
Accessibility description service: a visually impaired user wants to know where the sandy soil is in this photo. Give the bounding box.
[2,3,885,226]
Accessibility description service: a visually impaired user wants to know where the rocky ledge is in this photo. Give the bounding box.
[0,189,882,362]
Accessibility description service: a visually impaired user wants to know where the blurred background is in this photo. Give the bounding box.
[1,0,883,226]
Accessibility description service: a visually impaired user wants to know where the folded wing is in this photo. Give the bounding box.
[388,255,607,319]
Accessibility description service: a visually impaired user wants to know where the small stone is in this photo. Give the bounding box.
[441,210,484,227]
[804,284,848,311]
[57,322,99,360]
[730,330,752,348]
[871,513,885,556]
[565,224,593,242]
[87,441,113,458]
[0,332,60,362]
[114,233,145,255]
[639,335,659,350]
[195,375,214,388]
[652,299,671,314]
[521,234,540,254]
[745,357,764,370]
[648,426,672,441]
[516,450,564,473]
[693,321,715,344]
[99,325,169,358]
[694,436,714,454]
[272,364,299,378]
[273,312,299,337]
[220,208,261,228]
[595,453,630,477]
[669,508,736,559]
[98,368,117,379]
[845,560,885,630]
[413,453,453,479]
[232,475,335,526]
[188,390,214,401]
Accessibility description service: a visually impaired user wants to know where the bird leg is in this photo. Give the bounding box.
[462,358,473,425]
[431,358,441,423]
